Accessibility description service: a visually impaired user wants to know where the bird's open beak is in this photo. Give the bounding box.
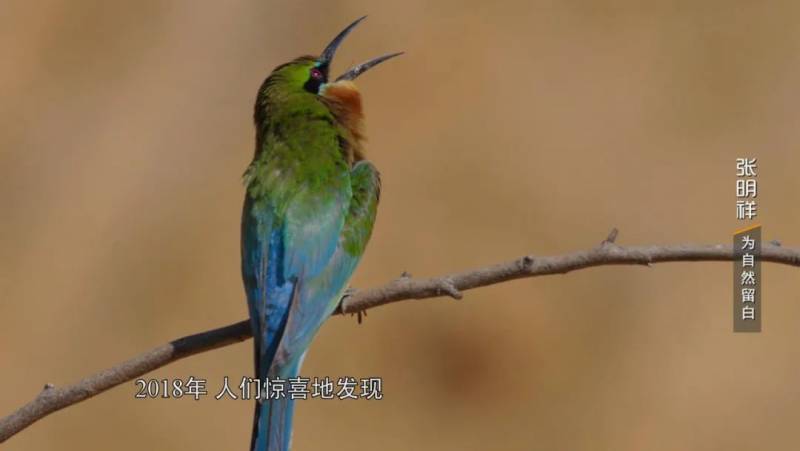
[319,16,403,82]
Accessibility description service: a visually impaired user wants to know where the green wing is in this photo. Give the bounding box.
[271,160,381,373]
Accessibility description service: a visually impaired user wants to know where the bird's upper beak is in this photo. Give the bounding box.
[318,16,403,82]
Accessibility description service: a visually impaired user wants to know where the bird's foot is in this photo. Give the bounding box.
[339,288,368,324]
[341,287,358,299]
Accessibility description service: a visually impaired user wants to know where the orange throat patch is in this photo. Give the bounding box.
[322,81,365,160]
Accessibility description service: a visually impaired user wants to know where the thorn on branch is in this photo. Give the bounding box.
[520,255,534,270]
[602,228,619,245]
[390,272,412,288]
[35,384,55,400]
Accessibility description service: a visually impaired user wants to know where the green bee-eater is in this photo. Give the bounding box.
[241,16,401,451]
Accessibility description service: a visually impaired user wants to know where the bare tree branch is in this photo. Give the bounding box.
[2,231,798,442]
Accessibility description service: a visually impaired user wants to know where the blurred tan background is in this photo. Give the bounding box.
[2,1,800,450]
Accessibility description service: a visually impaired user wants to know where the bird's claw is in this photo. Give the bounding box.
[338,288,367,324]
[341,287,358,300]
[353,309,368,324]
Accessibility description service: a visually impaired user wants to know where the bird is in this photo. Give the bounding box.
[240,16,401,451]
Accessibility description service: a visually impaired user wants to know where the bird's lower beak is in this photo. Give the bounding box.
[335,52,404,82]
[318,16,403,82]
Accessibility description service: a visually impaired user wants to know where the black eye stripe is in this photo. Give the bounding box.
[304,64,328,94]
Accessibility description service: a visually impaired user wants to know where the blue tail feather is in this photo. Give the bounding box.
[250,360,301,451]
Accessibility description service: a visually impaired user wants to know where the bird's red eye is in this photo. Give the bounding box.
[310,68,323,80]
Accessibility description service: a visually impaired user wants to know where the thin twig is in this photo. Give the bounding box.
[2,231,798,442]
